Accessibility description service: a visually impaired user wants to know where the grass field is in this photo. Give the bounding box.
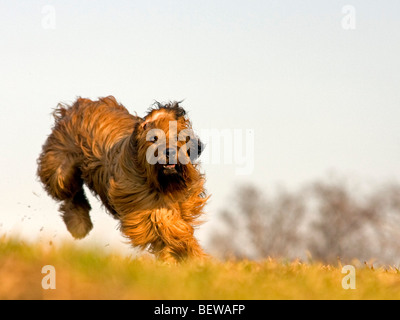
[1,236,400,300]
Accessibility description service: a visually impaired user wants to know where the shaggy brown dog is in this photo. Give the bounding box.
[37,96,208,262]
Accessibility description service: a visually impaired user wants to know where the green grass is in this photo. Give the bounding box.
[1,236,400,299]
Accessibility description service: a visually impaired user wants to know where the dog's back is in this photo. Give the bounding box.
[37,96,138,238]
[53,96,137,154]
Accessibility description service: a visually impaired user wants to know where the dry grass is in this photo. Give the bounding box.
[1,236,400,300]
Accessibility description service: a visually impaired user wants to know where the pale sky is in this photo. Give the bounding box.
[1,1,399,254]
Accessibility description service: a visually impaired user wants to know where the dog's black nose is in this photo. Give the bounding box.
[164,148,176,158]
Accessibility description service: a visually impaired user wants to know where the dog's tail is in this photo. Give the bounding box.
[52,103,69,123]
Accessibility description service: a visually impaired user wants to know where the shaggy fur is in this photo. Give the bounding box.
[37,96,208,263]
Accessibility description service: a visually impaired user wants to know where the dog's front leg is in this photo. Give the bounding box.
[151,208,201,262]
[152,208,210,262]
[120,208,206,263]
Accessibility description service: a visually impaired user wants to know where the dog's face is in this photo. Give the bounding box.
[130,102,203,193]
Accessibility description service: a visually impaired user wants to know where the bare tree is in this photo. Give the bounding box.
[208,184,306,260]
[307,180,400,264]
[210,178,400,265]
[307,180,379,263]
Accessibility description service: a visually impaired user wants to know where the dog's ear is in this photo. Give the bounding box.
[133,117,147,132]
[188,136,204,162]
[129,119,145,152]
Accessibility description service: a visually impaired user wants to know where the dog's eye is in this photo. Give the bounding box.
[149,136,158,143]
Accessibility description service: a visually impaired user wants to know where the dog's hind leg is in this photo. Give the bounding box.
[38,150,93,239]
[59,188,93,239]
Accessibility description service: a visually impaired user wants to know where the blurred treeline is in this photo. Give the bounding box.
[208,176,400,265]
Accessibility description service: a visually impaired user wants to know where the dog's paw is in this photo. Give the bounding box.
[60,201,93,239]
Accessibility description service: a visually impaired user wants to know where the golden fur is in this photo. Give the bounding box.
[37,96,208,262]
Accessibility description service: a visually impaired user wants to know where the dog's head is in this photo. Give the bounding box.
[130,101,204,193]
